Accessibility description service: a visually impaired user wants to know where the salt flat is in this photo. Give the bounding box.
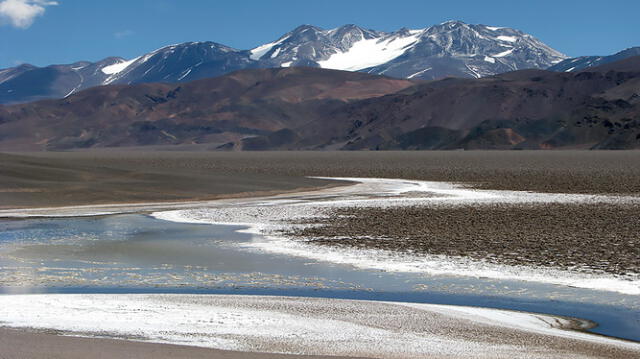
[0,294,638,359]
[152,177,640,295]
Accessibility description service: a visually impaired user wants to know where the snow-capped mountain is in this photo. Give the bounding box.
[362,21,566,79]
[548,47,640,72]
[252,21,566,79]
[1,21,568,104]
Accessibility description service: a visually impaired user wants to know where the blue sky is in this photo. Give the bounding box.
[1,0,638,68]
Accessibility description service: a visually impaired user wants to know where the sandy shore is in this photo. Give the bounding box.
[1,294,638,359]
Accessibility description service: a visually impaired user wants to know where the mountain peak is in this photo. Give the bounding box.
[334,24,361,30]
[439,20,468,27]
[289,24,324,34]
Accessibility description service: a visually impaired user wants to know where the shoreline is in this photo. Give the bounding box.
[0,182,349,212]
[0,181,353,218]
[2,176,639,293]
[150,177,640,296]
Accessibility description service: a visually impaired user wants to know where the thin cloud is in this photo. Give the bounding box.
[114,29,134,39]
[0,0,58,29]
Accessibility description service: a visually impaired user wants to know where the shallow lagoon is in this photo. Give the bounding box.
[0,214,639,341]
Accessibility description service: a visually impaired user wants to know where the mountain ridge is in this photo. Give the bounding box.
[0,21,566,104]
[548,47,640,73]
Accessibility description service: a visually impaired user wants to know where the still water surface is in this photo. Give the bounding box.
[0,214,638,341]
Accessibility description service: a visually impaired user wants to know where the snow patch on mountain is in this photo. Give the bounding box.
[407,67,432,79]
[318,31,423,71]
[250,36,290,60]
[494,49,514,58]
[496,35,518,43]
[101,58,138,75]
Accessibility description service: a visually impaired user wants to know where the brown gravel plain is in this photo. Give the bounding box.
[2,150,640,208]
[292,203,640,276]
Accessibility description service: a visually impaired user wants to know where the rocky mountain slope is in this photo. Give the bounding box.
[0,57,123,104]
[1,57,639,151]
[0,68,412,150]
[294,57,640,150]
[0,21,566,104]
